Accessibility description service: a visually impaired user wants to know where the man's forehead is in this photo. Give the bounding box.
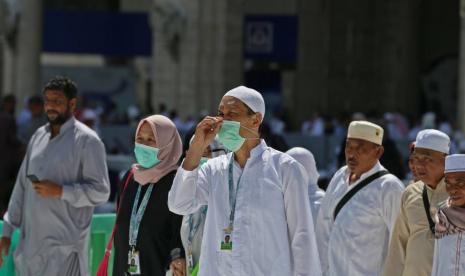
[219,96,245,109]
[346,138,374,147]
[413,148,444,157]
[44,90,66,98]
[445,172,465,180]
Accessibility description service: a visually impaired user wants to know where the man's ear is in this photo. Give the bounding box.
[377,146,385,159]
[69,98,77,112]
[252,113,263,128]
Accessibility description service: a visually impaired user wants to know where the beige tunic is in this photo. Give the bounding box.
[383,179,449,276]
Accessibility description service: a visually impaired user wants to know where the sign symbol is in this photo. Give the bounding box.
[245,22,274,54]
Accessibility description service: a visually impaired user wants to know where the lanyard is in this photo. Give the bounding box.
[187,206,207,245]
[129,184,154,247]
[228,154,243,230]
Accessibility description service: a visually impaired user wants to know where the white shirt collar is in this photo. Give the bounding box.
[250,139,267,159]
[231,139,268,169]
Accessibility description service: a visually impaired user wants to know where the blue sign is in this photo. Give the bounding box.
[43,10,152,57]
[244,15,298,62]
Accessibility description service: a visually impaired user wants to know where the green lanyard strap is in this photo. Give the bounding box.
[129,184,154,247]
[228,154,243,229]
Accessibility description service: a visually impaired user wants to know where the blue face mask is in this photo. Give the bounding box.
[217,120,258,152]
[134,143,161,169]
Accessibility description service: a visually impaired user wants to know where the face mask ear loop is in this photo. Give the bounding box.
[240,125,260,139]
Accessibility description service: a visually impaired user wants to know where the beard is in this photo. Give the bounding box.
[46,106,72,126]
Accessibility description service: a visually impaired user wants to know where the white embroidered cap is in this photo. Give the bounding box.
[223,86,265,122]
[347,121,384,145]
[415,129,450,154]
[445,154,465,173]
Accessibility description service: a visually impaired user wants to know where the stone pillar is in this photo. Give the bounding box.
[295,0,419,124]
[15,0,42,104]
[294,0,332,124]
[458,0,465,133]
[0,0,17,97]
[150,0,243,118]
[0,2,5,96]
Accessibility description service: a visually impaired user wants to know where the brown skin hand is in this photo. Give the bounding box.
[183,96,261,170]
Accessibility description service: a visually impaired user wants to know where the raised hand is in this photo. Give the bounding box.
[183,116,223,170]
[192,116,223,149]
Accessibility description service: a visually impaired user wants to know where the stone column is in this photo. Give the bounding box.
[295,0,419,123]
[0,2,5,96]
[458,0,465,133]
[150,0,243,118]
[15,0,42,104]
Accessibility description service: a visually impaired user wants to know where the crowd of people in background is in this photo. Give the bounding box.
[8,91,465,149]
[4,91,465,180]
[2,89,465,197]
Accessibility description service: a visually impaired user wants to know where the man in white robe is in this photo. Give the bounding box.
[168,86,321,276]
[431,154,465,276]
[316,121,404,276]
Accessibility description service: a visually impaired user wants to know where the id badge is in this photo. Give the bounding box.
[187,254,194,272]
[127,247,141,275]
[220,227,233,251]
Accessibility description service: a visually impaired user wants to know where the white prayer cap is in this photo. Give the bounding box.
[347,121,384,145]
[445,154,465,173]
[286,147,319,185]
[415,129,450,154]
[223,86,265,121]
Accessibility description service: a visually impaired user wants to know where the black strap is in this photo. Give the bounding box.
[422,184,435,234]
[333,170,389,220]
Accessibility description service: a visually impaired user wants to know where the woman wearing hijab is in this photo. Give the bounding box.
[178,137,228,276]
[431,154,465,276]
[286,147,325,222]
[113,115,185,276]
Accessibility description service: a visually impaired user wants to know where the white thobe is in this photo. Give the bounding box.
[316,162,404,276]
[168,140,321,276]
[3,117,110,276]
[432,232,465,276]
[309,183,325,224]
[180,206,207,275]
